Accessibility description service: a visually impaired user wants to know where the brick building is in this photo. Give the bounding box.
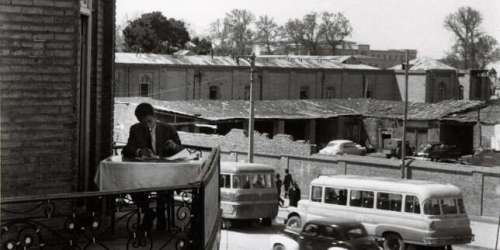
[115,97,483,154]
[458,69,494,101]
[391,58,463,103]
[0,0,115,196]
[254,41,418,69]
[114,53,402,102]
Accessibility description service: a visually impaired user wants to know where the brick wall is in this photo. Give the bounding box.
[0,0,115,197]
[222,150,500,218]
[115,64,402,101]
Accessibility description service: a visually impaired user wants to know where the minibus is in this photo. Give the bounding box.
[285,175,473,250]
[220,162,279,228]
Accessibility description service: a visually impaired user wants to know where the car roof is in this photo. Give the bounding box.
[306,218,363,228]
[328,140,353,144]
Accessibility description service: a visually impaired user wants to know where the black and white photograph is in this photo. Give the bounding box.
[1,0,500,249]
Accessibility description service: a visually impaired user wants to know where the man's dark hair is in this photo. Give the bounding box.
[135,103,155,122]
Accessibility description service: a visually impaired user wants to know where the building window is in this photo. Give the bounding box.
[209,85,219,100]
[300,86,309,99]
[458,85,464,100]
[139,74,152,97]
[326,87,335,98]
[438,82,446,101]
[140,84,149,97]
[244,85,250,99]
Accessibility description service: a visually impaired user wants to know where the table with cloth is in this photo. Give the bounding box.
[94,155,204,230]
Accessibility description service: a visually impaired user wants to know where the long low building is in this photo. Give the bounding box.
[115,53,492,104]
[114,53,401,102]
[115,97,484,154]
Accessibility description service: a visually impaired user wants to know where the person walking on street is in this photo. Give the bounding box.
[289,182,301,207]
[275,173,284,207]
[284,169,293,198]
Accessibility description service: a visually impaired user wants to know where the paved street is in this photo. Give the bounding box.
[220,207,497,250]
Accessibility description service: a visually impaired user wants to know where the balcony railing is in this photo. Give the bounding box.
[1,148,221,250]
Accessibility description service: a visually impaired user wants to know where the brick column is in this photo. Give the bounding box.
[306,120,317,144]
[273,120,285,135]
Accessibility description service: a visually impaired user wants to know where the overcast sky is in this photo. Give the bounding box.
[116,0,500,58]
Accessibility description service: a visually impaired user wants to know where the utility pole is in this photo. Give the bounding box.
[248,53,256,163]
[401,50,410,179]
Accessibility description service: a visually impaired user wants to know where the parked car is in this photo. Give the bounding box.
[269,218,380,250]
[416,143,462,161]
[319,140,366,156]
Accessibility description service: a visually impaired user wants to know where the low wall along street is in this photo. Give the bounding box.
[212,149,500,219]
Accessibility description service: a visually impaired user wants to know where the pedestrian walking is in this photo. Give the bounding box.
[289,182,301,207]
[275,173,284,207]
[283,169,293,198]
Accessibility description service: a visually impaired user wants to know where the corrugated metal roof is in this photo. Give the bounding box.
[443,100,500,124]
[390,57,456,71]
[115,97,484,122]
[115,97,359,121]
[115,53,379,70]
[115,53,247,66]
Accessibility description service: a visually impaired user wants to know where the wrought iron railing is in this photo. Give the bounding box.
[1,148,221,250]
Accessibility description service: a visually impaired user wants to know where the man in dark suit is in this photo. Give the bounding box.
[122,103,183,231]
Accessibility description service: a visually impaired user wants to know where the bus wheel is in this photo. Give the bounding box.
[262,217,273,226]
[285,215,301,230]
[383,233,404,250]
[273,243,285,250]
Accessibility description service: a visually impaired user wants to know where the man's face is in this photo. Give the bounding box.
[141,115,156,129]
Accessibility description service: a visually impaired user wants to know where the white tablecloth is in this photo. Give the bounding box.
[94,155,203,191]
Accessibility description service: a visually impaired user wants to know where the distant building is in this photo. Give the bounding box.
[458,70,494,101]
[114,53,402,102]
[253,41,417,69]
[391,58,462,103]
[115,97,484,154]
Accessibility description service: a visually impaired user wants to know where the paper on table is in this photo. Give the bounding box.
[164,148,199,161]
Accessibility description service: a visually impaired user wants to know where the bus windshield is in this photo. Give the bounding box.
[424,198,465,215]
[232,173,274,189]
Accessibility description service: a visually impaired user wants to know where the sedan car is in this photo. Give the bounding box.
[269,218,380,250]
[319,140,366,156]
[416,143,462,161]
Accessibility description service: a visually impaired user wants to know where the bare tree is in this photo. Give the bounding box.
[444,6,497,69]
[283,18,306,54]
[301,12,324,55]
[255,15,280,54]
[320,12,352,54]
[209,18,231,55]
[224,9,255,55]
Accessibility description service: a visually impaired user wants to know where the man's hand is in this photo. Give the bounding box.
[164,140,184,154]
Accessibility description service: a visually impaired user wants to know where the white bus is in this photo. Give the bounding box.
[285,175,473,250]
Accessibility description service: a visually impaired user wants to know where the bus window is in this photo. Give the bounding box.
[350,190,374,208]
[266,174,273,188]
[424,199,441,215]
[441,198,458,215]
[324,187,347,205]
[232,175,241,189]
[377,192,402,212]
[311,186,323,202]
[220,174,231,188]
[253,174,266,189]
[242,175,251,189]
[457,198,466,214]
[404,195,421,214]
